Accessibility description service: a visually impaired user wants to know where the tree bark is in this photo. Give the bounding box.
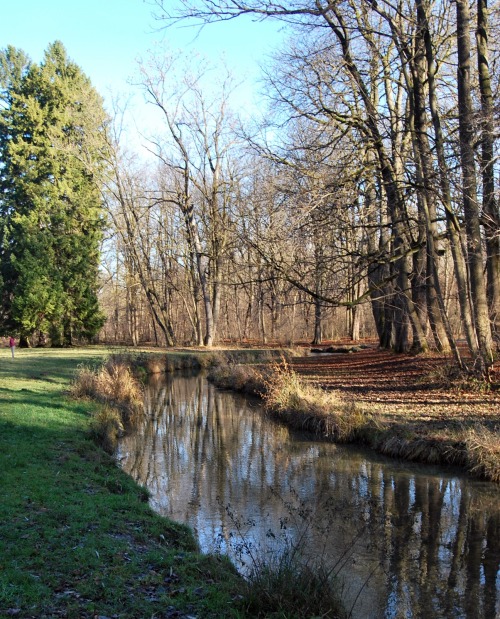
[476,0,500,340]
[418,0,478,359]
[456,0,494,371]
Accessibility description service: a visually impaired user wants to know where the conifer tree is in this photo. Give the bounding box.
[0,42,108,345]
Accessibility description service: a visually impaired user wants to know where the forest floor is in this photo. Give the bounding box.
[282,342,500,479]
[292,342,500,428]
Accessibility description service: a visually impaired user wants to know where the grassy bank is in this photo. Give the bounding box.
[1,347,346,619]
[0,347,243,618]
[209,358,500,483]
[115,347,298,378]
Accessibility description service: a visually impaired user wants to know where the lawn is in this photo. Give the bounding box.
[0,347,242,619]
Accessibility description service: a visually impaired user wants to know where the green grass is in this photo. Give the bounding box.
[0,347,243,618]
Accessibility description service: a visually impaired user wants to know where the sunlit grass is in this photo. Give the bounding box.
[465,425,500,482]
[0,346,243,618]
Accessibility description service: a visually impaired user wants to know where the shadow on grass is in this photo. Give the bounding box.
[0,349,108,383]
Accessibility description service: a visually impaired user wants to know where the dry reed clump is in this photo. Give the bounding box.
[202,347,299,369]
[119,352,169,376]
[165,357,184,373]
[207,363,267,397]
[71,358,143,426]
[262,360,370,442]
[89,405,125,453]
[70,366,98,399]
[190,351,225,370]
[464,425,500,483]
[164,353,213,372]
[375,435,462,465]
[141,355,167,375]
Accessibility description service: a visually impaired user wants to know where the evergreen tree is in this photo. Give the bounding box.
[0,41,108,346]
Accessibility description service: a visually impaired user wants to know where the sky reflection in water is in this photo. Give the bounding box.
[117,373,500,619]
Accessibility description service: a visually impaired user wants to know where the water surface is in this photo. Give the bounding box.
[117,373,500,618]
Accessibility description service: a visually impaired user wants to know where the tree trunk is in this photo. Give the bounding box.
[456,0,494,371]
[409,14,465,362]
[477,0,500,340]
[418,0,478,359]
[312,297,322,345]
[365,171,393,347]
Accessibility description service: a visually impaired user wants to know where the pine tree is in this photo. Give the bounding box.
[0,42,108,346]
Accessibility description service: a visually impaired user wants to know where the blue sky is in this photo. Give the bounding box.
[1,0,282,117]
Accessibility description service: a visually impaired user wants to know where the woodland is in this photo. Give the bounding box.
[1,0,500,377]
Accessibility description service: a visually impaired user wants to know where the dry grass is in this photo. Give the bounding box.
[163,354,203,372]
[209,358,371,442]
[88,405,125,453]
[71,356,143,427]
[261,360,370,442]
[208,363,267,396]
[374,434,463,466]
[465,425,500,483]
[141,355,167,375]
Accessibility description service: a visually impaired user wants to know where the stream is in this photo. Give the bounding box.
[117,372,500,618]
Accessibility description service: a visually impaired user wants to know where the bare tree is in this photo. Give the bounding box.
[477,0,500,340]
[138,50,240,346]
[103,125,178,346]
[157,0,498,371]
[456,0,494,370]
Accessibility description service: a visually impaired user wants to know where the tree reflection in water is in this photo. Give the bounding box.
[117,373,500,619]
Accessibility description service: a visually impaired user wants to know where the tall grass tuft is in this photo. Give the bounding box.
[71,356,144,442]
[88,405,125,453]
[262,360,369,442]
[243,549,345,618]
[465,425,500,482]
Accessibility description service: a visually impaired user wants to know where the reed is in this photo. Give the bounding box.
[208,363,267,396]
[262,360,369,442]
[71,356,143,428]
[88,405,125,453]
[465,425,500,483]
